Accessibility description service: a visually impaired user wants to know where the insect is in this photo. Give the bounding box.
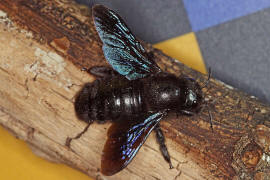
[74,4,205,176]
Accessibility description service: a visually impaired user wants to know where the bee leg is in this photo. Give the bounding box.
[155,123,173,169]
[65,121,93,148]
[88,66,119,79]
[180,110,195,116]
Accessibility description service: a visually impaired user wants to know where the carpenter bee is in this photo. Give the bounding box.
[73,4,205,176]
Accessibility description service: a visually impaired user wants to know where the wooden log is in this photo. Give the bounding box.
[0,0,270,179]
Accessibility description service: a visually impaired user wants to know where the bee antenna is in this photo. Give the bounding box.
[207,106,214,132]
[200,99,214,132]
[202,67,212,89]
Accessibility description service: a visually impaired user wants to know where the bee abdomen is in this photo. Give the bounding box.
[75,79,145,123]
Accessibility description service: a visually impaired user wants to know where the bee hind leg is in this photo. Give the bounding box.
[155,123,173,169]
[65,121,93,148]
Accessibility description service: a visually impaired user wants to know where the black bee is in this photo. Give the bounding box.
[74,4,204,176]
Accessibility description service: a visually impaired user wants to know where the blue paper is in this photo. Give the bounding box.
[183,0,270,31]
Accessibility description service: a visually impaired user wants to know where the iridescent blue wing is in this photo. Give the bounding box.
[101,111,166,176]
[92,5,161,80]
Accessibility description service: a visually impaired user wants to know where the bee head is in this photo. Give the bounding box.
[178,77,203,115]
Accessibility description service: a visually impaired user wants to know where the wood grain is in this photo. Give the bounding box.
[0,0,270,179]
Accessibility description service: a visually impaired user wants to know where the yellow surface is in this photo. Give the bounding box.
[0,126,92,180]
[0,32,206,180]
[154,32,207,74]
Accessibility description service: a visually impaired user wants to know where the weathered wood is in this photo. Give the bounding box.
[0,0,270,179]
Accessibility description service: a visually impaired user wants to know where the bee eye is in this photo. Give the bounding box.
[186,100,192,106]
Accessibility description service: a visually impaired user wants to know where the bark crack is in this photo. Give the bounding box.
[150,175,161,180]
[174,171,182,180]
[174,162,184,180]
[24,78,30,99]
[51,88,73,103]
[27,127,35,140]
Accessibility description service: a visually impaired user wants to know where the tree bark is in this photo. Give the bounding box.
[0,0,270,179]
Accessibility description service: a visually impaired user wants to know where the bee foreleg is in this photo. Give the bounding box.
[180,110,195,116]
[88,66,119,79]
[154,123,173,169]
